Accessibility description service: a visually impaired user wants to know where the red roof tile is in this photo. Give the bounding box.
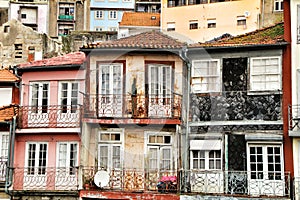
[0,104,18,121]
[119,12,160,27]
[18,52,85,68]
[189,23,285,48]
[0,69,19,82]
[81,31,185,49]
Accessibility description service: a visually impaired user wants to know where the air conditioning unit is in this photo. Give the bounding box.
[244,11,250,18]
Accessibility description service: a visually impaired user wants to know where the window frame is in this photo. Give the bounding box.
[237,16,246,26]
[274,0,283,12]
[167,22,175,31]
[29,82,49,113]
[0,132,9,159]
[58,81,79,113]
[95,10,104,20]
[98,129,124,170]
[25,142,48,175]
[207,19,216,28]
[250,56,282,92]
[189,20,198,30]
[56,142,79,175]
[191,149,222,170]
[191,59,221,93]
[108,10,118,20]
[247,143,284,180]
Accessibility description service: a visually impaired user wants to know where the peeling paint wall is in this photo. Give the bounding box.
[0,19,63,68]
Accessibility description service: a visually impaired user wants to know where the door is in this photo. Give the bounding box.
[28,82,49,127]
[98,64,123,117]
[148,64,172,118]
[24,143,48,190]
[55,142,78,190]
[57,82,79,127]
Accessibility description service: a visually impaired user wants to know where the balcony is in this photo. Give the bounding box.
[0,157,7,182]
[18,105,81,129]
[11,167,78,191]
[58,15,74,21]
[289,105,300,136]
[84,94,181,122]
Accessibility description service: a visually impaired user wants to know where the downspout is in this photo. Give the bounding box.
[179,46,191,192]
[5,116,16,197]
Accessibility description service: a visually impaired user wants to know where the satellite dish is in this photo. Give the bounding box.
[244,11,250,17]
[94,170,110,188]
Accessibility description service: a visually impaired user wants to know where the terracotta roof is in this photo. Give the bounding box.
[81,31,185,49]
[0,69,19,82]
[0,104,18,122]
[119,12,160,27]
[18,52,86,68]
[189,23,286,48]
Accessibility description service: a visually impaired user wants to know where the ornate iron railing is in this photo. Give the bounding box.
[84,94,182,119]
[81,167,178,193]
[11,167,78,191]
[186,170,290,197]
[289,104,300,131]
[18,105,82,128]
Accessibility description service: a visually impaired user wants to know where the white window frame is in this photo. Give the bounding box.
[207,19,216,28]
[58,81,79,113]
[95,26,104,31]
[56,142,78,175]
[237,16,246,26]
[191,59,221,93]
[274,0,283,11]
[108,10,117,20]
[189,20,198,30]
[247,143,284,180]
[250,56,282,92]
[0,88,12,106]
[0,132,9,159]
[29,82,49,113]
[145,132,173,171]
[108,27,118,31]
[167,22,175,31]
[25,142,48,175]
[98,129,124,170]
[95,10,104,19]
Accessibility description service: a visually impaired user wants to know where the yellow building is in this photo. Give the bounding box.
[161,0,283,42]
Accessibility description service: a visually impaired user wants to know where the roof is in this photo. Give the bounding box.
[81,31,185,49]
[189,23,286,48]
[0,69,19,82]
[0,104,18,122]
[18,52,86,69]
[119,12,160,27]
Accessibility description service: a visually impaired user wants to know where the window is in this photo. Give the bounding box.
[147,133,173,170]
[207,19,216,28]
[191,59,220,93]
[30,82,49,113]
[4,25,9,33]
[274,0,283,11]
[98,130,123,169]
[58,23,74,36]
[95,27,103,31]
[14,44,22,58]
[250,57,281,91]
[108,11,117,19]
[59,3,75,16]
[0,132,9,159]
[237,16,246,26]
[21,14,26,19]
[109,27,117,31]
[59,82,78,113]
[0,88,12,106]
[189,20,198,30]
[95,10,103,19]
[190,140,222,170]
[248,144,283,180]
[167,22,175,31]
[26,142,48,175]
[57,142,78,175]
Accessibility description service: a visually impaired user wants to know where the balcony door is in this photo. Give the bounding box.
[24,142,48,190]
[55,142,78,190]
[57,82,79,127]
[148,64,172,118]
[98,63,123,117]
[28,82,49,127]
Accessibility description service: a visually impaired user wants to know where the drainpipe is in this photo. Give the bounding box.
[5,116,16,197]
[179,46,191,192]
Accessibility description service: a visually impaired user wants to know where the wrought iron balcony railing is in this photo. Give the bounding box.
[11,167,78,191]
[0,157,7,182]
[186,170,290,197]
[18,105,82,128]
[289,104,300,132]
[84,94,182,119]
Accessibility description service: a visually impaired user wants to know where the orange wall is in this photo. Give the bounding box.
[161,0,261,42]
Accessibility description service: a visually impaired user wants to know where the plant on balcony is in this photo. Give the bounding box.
[83,176,94,190]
